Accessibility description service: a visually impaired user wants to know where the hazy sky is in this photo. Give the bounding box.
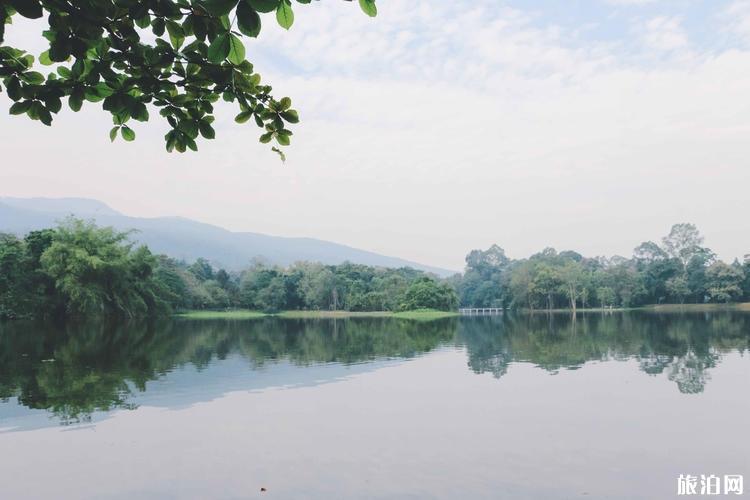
[2,0,750,270]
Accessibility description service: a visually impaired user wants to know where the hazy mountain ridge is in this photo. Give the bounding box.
[0,197,454,276]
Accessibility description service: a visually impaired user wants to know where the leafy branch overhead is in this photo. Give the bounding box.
[0,0,377,153]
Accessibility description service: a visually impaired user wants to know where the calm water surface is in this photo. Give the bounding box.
[0,312,748,499]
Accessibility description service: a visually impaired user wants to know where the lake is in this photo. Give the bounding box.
[0,312,748,499]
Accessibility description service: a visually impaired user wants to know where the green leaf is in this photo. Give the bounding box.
[131,101,149,121]
[38,106,52,125]
[9,0,43,19]
[110,126,119,142]
[199,121,215,139]
[235,110,253,123]
[276,131,290,145]
[135,14,151,29]
[45,96,62,113]
[247,0,279,13]
[38,50,53,66]
[279,97,291,110]
[69,91,83,111]
[165,131,177,152]
[237,1,261,37]
[358,0,377,17]
[9,100,32,115]
[207,33,230,63]
[21,71,44,85]
[27,101,42,120]
[48,39,71,62]
[6,77,21,101]
[84,88,104,102]
[271,146,286,162]
[166,20,185,50]
[259,131,273,143]
[276,0,294,30]
[203,0,239,16]
[280,109,299,123]
[227,34,245,65]
[151,17,166,36]
[121,126,136,141]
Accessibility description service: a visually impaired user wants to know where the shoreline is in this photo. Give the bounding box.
[175,309,459,321]
[175,303,750,320]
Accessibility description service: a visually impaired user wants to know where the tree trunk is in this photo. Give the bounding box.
[569,286,577,314]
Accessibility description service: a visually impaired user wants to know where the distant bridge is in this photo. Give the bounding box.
[459,307,504,315]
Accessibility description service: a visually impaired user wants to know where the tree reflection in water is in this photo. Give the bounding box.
[0,312,748,424]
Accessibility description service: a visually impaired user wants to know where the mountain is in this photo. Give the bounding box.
[0,197,455,276]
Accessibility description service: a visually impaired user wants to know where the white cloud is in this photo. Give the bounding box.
[1,0,749,269]
[722,1,750,43]
[605,0,657,4]
[639,16,689,52]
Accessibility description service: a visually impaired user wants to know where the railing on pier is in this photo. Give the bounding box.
[458,307,504,315]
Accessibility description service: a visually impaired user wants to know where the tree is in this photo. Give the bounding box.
[460,244,510,308]
[685,251,713,303]
[633,241,667,263]
[596,286,616,307]
[398,277,458,312]
[508,261,535,310]
[530,264,561,311]
[665,276,689,304]
[465,244,510,274]
[742,255,750,301]
[0,0,377,154]
[0,233,26,318]
[662,223,708,271]
[40,218,168,316]
[256,275,286,312]
[558,261,586,313]
[188,257,214,281]
[705,262,744,303]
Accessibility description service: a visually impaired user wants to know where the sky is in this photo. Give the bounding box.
[2,0,750,271]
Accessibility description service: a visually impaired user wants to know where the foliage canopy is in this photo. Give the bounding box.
[0,0,377,155]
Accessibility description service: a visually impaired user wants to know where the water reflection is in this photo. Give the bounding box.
[0,312,748,426]
[460,313,749,394]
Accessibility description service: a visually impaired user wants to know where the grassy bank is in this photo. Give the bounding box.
[391,309,458,320]
[176,308,457,320]
[176,303,750,321]
[176,310,267,319]
[518,303,750,314]
[639,303,750,312]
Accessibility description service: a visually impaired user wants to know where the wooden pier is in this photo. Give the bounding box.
[459,307,504,315]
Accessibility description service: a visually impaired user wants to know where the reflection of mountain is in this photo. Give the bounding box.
[1,312,748,429]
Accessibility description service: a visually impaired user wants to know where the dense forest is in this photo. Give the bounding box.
[0,218,457,319]
[455,223,750,311]
[0,219,748,319]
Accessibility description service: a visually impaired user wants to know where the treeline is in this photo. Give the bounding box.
[158,256,457,313]
[0,219,458,319]
[453,223,750,310]
[2,220,749,320]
